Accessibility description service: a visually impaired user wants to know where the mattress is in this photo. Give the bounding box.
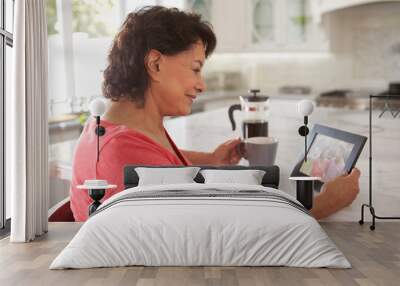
[50,183,350,269]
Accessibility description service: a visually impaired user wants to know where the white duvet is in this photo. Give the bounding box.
[50,183,350,269]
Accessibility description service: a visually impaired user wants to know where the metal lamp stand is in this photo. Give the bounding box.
[359,95,400,230]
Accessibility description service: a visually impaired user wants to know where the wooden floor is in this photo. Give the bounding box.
[0,222,399,286]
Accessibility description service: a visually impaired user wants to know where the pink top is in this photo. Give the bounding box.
[70,118,191,221]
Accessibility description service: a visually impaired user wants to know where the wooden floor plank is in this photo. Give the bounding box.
[0,222,399,286]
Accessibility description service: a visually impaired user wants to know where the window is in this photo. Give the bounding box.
[0,0,14,235]
[47,0,121,211]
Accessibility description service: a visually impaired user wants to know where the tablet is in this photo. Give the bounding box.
[291,124,367,191]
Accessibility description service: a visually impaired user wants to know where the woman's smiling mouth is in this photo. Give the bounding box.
[186,94,197,102]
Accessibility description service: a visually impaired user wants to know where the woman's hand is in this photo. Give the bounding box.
[311,168,361,220]
[324,168,361,207]
[210,138,242,165]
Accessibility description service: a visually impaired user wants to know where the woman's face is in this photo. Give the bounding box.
[150,41,207,116]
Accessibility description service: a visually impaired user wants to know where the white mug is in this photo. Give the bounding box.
[239,137,279,166]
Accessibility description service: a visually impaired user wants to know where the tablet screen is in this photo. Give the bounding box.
[299,134,354,183]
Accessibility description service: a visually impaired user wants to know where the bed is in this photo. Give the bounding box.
[50,165,350,269]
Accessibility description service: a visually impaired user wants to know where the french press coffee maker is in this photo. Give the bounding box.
[228,89,270,138]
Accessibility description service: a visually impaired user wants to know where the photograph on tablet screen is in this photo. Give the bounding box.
[299,134,354,182]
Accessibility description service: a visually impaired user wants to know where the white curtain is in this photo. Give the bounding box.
[8,0,49,242]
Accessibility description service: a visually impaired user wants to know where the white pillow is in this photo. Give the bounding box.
[200,169,266,185]
[135,167,200,186]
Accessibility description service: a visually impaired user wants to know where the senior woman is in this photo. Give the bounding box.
[70,6,360,222]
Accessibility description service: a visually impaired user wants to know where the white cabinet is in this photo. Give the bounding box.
[212,0,247,52]
[185,0,212,22]
[185,0,329,52]
[185,0,247,52]
[246,0,329,52]
[246,0,278,50]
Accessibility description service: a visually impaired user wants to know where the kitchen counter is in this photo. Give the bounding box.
[191,90,318,112]
[165,98,400,222]
[50,98,400,222]
[195,90,400,112]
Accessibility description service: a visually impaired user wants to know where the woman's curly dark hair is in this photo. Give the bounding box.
[102,6,217,106]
